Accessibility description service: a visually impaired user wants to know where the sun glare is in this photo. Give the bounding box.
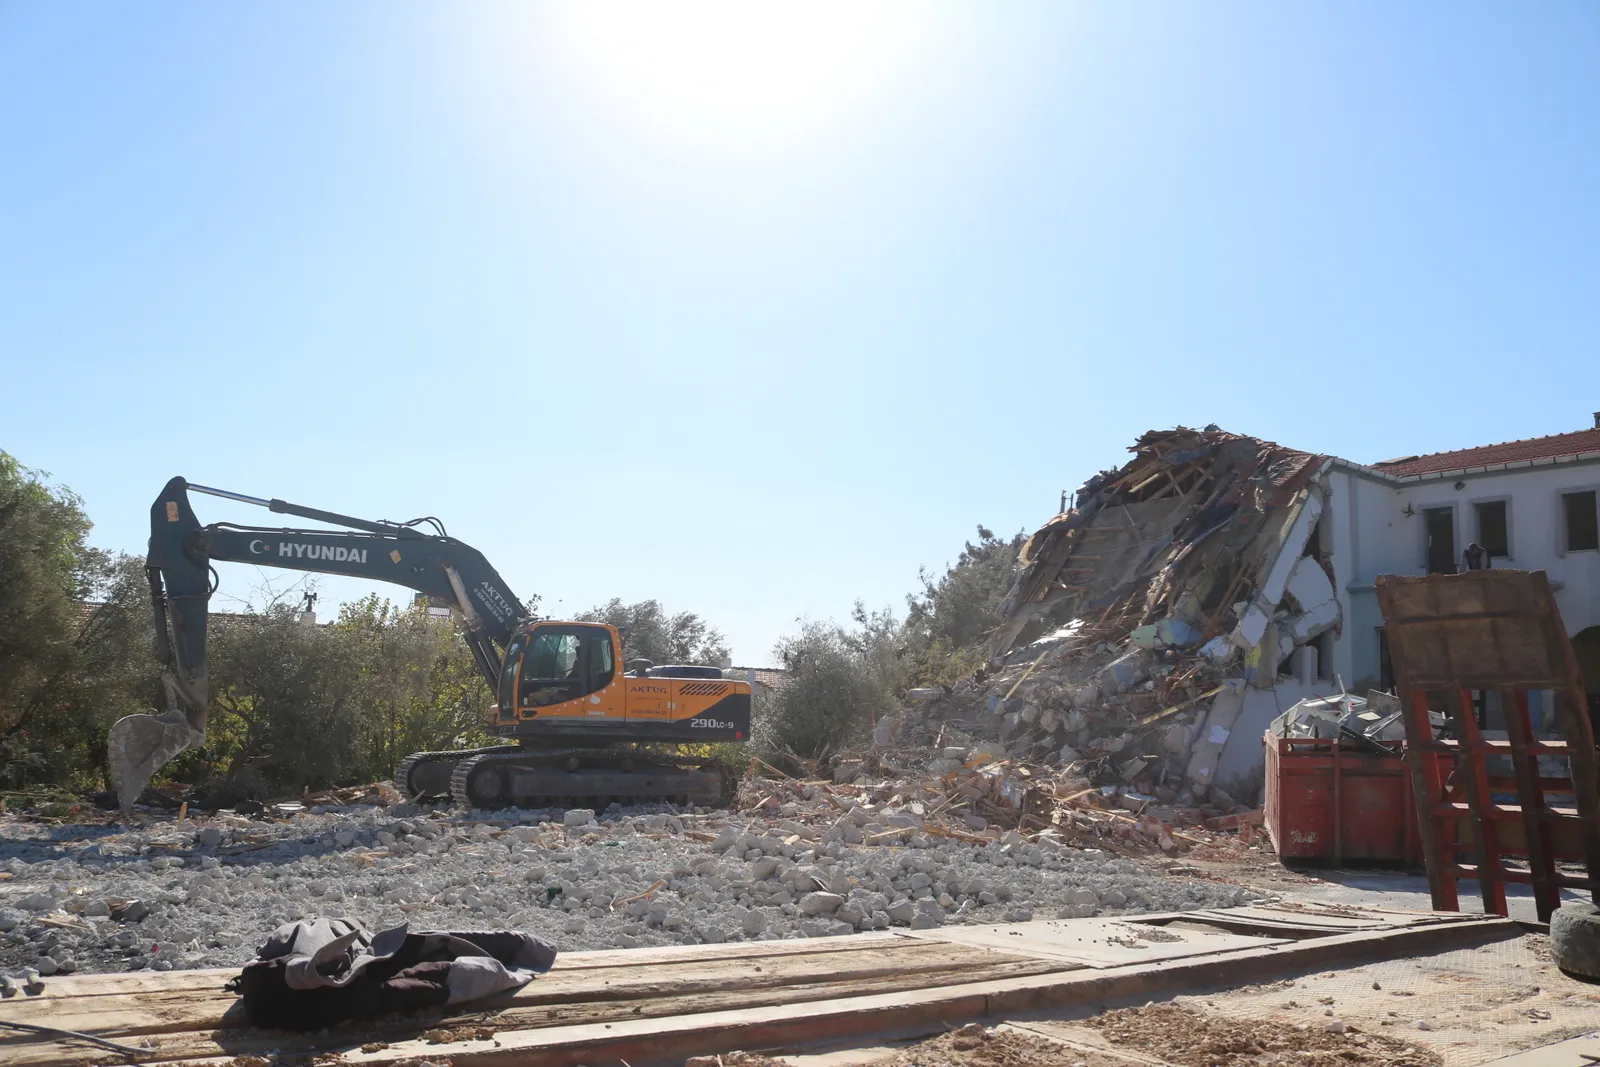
[549,2,936,147]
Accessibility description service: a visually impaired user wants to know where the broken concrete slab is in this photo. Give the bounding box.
[1231,489,1326,652]
[1284,555,1340,643]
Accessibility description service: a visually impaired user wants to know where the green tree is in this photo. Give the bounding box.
[756,607,901,765]
[0,455,154,789]
[181,595,496,801]
[186,603,362,799]
[578,598,730,668]
[0,454,89,726]
[334,595,493,781]
[903,525,1024,683]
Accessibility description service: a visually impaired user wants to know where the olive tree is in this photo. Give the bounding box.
[578,598,730,668]
[755,609,901,765]
[0,454,156,789]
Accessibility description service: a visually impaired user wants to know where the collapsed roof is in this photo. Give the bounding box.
[896,426,1348,807]
[990,426,1334,667]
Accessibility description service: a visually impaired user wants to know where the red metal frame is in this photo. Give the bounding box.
[1378,571,1600,922]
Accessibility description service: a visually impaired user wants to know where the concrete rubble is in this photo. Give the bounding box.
[885,426,1348,822]
[0,790,1269,978]
[742,755,1269,864]
[1268,691,1407,748]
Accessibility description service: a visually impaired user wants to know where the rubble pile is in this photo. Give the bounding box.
[0,792,1265,978]
[1268,691,1405,750]
[755,756,1262,859]
[891,427,1346,814]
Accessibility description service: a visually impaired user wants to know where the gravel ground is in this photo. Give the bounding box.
[0,798,1265,980]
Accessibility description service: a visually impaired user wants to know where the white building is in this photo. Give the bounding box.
[1323,416,1600,698]
[1201,416,1600,793]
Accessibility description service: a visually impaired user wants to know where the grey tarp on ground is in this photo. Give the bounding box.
[258,915,558,1004]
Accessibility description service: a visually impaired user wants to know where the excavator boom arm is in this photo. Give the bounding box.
[111,477,531,809]
[149,476,529,706]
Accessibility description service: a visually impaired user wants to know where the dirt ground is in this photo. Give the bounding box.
[1081,1004,1442,1066]
[714,1007,1447,1067]
[871,1026,1114,1067]
[1175,933,1600,1066]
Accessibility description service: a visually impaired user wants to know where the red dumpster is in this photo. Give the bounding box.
[1263,734,1421,866]
[1264,731,1589,867]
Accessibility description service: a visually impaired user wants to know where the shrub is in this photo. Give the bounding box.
[755,617,899,766]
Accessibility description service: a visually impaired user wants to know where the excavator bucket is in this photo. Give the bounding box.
[107,710,202,811]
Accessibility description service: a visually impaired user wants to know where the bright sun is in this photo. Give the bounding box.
[547,2,937,147]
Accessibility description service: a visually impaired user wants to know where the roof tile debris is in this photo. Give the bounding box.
[990,426,1329,663]
[1370,426,1600,478]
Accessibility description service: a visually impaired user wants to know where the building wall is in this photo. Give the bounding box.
[1211,678,1340,796]
[1327,458,1600,691]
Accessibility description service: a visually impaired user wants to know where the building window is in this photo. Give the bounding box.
[1564,491,1599,553]
[1474,500,1510,559]
[1313,630,1333,681]
[1424,506,1456,574]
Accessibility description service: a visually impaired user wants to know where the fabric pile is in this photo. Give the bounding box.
[227,916,557,1030]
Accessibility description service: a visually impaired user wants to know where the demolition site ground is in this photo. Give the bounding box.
[0,793,1263,979]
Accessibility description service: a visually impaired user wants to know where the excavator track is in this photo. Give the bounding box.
[450,748,736,812]
[393,746,519,801]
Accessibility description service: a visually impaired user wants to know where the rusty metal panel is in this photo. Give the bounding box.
[1376,571,1574,689]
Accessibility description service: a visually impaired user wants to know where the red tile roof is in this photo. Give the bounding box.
[1371,427,1600,477]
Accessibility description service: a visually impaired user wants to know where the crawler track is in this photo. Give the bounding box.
[392,746,518,800]
[450,748,735,811]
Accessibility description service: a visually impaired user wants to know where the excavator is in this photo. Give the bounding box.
[106,477,749,812]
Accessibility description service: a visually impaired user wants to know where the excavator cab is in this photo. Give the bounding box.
[495,620,750,745]
[500,623,618,711]
[512,627,617,710]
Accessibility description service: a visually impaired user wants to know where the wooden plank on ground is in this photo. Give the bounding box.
[18,930,912,1004]
[0,939,1053,1064]
[1180,905,1398,929]
[900,917,1289,967]
[0,908,1512,1067]
[3,952,1066,1066]
[151,913,1519,1067]
[31,907,1372,1005]
[0,938,1026,1041]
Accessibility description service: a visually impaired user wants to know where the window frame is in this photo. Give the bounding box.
[1377,626,1394,691]
[1558,486,1600,556]
[514,624,617,707]
[1469,495,1513,561]
[1420,502,1458,575]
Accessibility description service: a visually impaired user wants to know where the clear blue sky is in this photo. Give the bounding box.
[3,3,1597,663]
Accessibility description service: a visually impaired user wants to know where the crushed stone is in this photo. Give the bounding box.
[0,799,1264,977]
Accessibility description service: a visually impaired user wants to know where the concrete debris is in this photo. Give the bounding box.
[1268,691,1407,750]
[0,788,1260,978]
[748,755,1258,864]
[893,426,1355,803]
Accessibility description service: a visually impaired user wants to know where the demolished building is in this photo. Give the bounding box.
[903,426,1348,805]
[903,416,1600,805]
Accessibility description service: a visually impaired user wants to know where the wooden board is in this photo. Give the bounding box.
[11,931,912,1004]
[0,940,1043,1055]
[900,916,1290,967]
[0,905,1515,1067]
